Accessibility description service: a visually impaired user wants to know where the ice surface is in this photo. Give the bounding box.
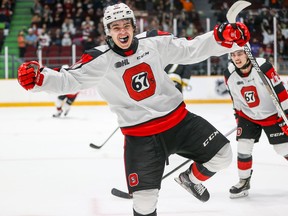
[0,104,287,216]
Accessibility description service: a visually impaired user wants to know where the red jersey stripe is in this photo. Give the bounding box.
[120,103,188,136]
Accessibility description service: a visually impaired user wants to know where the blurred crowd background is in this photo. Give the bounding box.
[0,0,288,78]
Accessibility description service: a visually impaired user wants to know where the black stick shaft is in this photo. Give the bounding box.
[90,127,119,149]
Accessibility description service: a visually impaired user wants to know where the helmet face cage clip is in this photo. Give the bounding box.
[103,3,136,35]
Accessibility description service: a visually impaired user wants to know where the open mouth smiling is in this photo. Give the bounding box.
[119,36,129,43]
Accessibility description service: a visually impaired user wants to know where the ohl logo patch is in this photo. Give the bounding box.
[115,59,130,68]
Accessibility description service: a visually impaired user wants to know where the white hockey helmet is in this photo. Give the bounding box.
[229,42,251,59]
[231,42,251,53]
[103,3,136,35]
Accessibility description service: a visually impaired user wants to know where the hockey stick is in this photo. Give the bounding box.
[111,159,192,199]
[89,127,119,149]
[226,0,251,25]
[226,0,288,125]
[111,126,237,199]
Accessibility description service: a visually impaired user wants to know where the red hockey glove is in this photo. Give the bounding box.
[18,61,44,90]
[278,117,288,136]
[213,22,250,48]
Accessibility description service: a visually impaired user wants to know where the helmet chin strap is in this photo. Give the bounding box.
[239,58,251,70]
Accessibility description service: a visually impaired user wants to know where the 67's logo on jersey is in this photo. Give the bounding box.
[241,86,260,108]
[123,63,156,101]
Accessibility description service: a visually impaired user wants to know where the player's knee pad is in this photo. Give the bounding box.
[273,142,288,156]
[133,189,158,215]
[203,143,232,172]
[238,139,254,155]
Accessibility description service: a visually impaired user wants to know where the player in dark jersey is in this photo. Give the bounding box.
[224,45,288,199]
[164,64,192,93]
[17,3,250,215]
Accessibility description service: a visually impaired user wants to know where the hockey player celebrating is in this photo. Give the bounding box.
[224,45,288,199]
[17,3,250,216]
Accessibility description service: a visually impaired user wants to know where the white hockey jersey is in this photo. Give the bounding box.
[32,30,238,135]
[224,58,288,126]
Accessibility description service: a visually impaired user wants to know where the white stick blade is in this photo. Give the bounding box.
[226,1,251,23]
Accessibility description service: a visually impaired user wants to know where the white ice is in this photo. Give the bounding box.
[0,104,287,216]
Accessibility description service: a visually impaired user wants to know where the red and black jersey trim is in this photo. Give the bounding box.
[84,48,107,58]
[52,67,61,72]
[274,83,288,103]
[67,48,108,71]
[260,60,273,77]
[120,102,188,136]
[261,61,288,103]
[146,29,172,37]
[235,109,279,126]
[106,37,139,57]
[223,67,233,84]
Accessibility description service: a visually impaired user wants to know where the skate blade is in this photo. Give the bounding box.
[174,177,208,202]
[174,177,184,187]
[174,177,191,194]
[230,190,249,199]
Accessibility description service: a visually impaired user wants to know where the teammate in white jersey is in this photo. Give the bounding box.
[224,46,288,199]
[17,3,250,215]
[52,93,79,117]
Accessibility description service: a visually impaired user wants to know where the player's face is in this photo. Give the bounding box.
[230,50,248,69]
[109,19,134,49]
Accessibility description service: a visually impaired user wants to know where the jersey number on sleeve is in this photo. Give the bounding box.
[123,63,156,101]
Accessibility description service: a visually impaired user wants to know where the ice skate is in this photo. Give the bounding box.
[52,108,63,118]
[62,103,71,117]
[63,108,70,116]
[230,170,253,199]
[175,169,210,202]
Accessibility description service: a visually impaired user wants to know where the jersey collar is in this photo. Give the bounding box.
[106,37,139,57]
